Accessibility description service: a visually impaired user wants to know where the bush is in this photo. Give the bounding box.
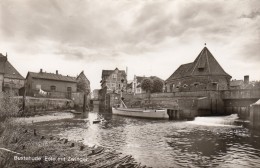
[141,78,153,93]
[0,92,20,122]
[152,78,164,93]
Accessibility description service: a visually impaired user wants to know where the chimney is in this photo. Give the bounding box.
[56,70,58,75]
[40,69,43,73]
[244,75,249,85]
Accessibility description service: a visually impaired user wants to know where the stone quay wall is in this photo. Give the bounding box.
[249,99,260,130]
[15,96,74,115]
[100,90,225,119]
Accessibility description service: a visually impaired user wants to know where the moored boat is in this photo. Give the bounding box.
[112,106,169,119]
[112,78,169,119]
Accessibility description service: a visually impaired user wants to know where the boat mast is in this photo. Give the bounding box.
[120,78,127,108]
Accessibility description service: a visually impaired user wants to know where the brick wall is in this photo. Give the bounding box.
[166,75,230,92]
[26,76,77,98]
[16,96,74,115]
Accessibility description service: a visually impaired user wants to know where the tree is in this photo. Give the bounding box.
[141,78,153,104]
[254,81,260,89]
[141,78,153,93]
[152,78,164,93]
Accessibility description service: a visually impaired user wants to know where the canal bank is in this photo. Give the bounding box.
[0,112,146,168]
[24,111,260,168]
[250,99,260,130]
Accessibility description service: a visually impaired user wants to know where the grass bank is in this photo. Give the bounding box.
[0,92,146,168]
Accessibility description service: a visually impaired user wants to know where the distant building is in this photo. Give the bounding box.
[230,75,253,90]
[25,69,77,99]
[0,53,24,95]
[230,80,244,90]
[92,89,100,100]
[165,47,232,92]
[100,68,127,93]
[132,75,146,94]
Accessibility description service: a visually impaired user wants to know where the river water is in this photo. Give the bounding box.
[25,112,260,168]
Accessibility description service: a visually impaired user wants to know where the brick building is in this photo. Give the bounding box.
[165,47,231,92]
[0,53,24,95]
[25,69,77,99]
[100,68,127,93]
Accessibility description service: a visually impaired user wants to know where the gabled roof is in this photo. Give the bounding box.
[189,47,231,77]
[0,53,24,79]
[27,71,76,83]
[166,63,193,81]
[102,70,114,78]
[166,47,231,82]
[77,71,90,83]
[150,76,164,81]
[136,75,164,83]
[0,61,5,74]
[136,76,146,83]
[101,68,126,79]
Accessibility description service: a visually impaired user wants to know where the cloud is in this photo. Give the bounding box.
[126,0,237,48]
[0,0,259,63]
[240,11,260,19]
[241,41,260,61]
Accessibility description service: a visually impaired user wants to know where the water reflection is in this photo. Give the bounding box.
[30,112,260,168]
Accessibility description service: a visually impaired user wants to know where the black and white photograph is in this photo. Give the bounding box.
[0,0,260,167]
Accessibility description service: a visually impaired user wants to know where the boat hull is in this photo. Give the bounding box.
[112,107,169,119]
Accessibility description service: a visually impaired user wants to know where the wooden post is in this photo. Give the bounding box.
[83,93,86,112]
[80,146,84,151]
[22,88,26,116]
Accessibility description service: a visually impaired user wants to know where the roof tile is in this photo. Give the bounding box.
[27,72,76,82]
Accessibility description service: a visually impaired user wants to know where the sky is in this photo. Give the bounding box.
[0,0,259,91]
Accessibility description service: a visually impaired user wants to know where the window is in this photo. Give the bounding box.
[50,85,56,91]
[67,87,72,99]
[112,74,117,79]
[67,87,72,92]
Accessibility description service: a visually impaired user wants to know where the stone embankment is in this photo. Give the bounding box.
[0,128,146,168]
[250,99,260,130]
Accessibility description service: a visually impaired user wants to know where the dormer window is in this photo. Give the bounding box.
[183,84,188,88]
